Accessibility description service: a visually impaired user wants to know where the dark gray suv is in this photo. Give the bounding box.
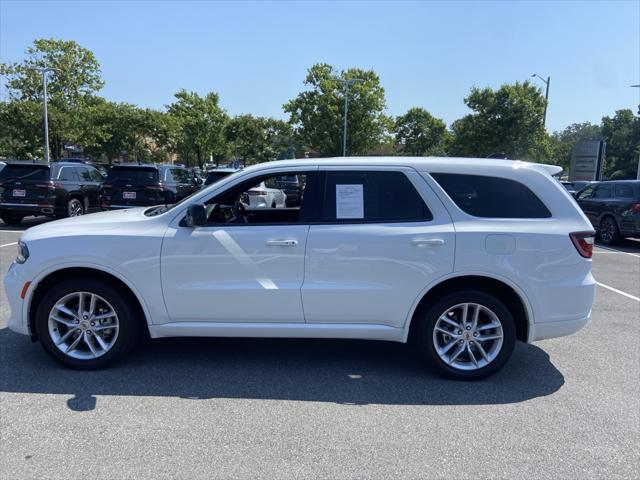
[575,180,640,244]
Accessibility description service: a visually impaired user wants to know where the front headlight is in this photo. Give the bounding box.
[16,241,29,264]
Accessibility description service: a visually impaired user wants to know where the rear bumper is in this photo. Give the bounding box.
[0,204,59,216]
[530,312,591,341]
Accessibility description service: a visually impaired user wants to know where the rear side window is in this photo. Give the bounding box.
[322,171,432,222]
[106,167,159,183]
[0,164,50,181]
[431,173,551,218]
[614,184,635,198]
[57,166,80,182]
[166,168,192,183]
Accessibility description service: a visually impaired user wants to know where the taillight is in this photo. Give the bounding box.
[35,181,60,190]
[630,203,640,214]
[570,231,595,259]
[146,184,165,191]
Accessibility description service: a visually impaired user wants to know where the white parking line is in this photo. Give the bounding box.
[594,245,640,259]
[0,242,18,248]
[597,282,640,302]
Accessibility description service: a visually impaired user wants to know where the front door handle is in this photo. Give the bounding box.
[412,238,445,247]
[266,239,298,247]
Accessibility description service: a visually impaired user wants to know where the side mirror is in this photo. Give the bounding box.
[185,204,207,227]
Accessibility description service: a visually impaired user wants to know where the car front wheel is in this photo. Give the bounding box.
[414,291,516,380]
[34,278,138,369]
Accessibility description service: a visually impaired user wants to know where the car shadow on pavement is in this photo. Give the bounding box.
[0,328,564,411]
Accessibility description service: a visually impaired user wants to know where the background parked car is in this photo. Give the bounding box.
[0,161,104,225]
[273,174,304,206]
[241,179,286,208]
[561,180,597,197]
[203,168,239,186]
[575,180,640,244]
[101,164,201,210]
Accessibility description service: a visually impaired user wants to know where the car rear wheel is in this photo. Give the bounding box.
[67,198,84,217]
[598,217,619,245]
[34,278,139,369]
[413,290,516,380]
[0,213,24,225]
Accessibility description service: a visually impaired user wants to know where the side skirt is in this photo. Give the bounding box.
[148,322,406,342]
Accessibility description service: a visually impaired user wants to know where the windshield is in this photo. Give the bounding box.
[106,167,159,183]
[0,164,51,181]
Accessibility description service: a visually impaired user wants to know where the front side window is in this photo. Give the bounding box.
[88,167,104,182]
[322,170,432,222]
[167,168,192,183]
[577,185,595,199]
[431,173,551,218]
[593,185,611,199]
[201,171,314,225]
[75,167,93,182]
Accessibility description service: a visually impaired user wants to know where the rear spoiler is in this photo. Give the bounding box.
[526,163,563,177]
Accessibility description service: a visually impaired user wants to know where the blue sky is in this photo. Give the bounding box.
[1,0,638,132]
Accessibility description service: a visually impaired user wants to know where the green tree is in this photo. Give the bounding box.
[0,100,43,159]
[284,63,389,156]
[224,115,294,165]
[448,81,548,161]
[167,90,228,167]
[548,122,602,172]
[394,107,448,156]
[1,38,104,160]
[600,109,639,179]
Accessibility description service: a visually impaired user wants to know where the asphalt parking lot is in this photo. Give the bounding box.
[0,218,638,479]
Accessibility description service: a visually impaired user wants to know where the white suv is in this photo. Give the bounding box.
[4,157,596,380]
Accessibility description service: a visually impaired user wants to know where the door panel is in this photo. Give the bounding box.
[161,225,309,322]
[302,222,455,327]
[301,167,455,328]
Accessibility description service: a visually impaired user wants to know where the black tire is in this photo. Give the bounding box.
[598,216,619,245]
[413,290,516,380]
[0,213,24,225]
[34,278,139,369]
[67,198,84,217]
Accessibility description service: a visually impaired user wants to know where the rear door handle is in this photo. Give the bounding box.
[412,238,445,247]
[266,239,298,247]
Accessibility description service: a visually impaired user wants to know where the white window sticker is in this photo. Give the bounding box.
[336,184,364,219]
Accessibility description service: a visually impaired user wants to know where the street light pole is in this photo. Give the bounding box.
[632,85,639,179]
[36,67,56,162]
[334,77,364,156]
[532,73,550,128]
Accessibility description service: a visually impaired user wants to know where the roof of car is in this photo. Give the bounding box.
[207,168,239,173]
[239,156,564,177]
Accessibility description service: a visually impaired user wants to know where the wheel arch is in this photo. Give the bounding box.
[27,265,151,340]
[405,274,532,344]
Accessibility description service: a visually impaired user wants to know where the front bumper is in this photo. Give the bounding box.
[3,261,30,336]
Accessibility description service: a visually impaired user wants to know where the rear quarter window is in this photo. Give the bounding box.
[431,173,551,218]
[614,184,635,199]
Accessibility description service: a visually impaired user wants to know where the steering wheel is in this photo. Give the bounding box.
[233,199,248,223]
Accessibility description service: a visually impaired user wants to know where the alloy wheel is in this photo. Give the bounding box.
[47,292,120,359]
[599,219,615,243]
[433,302,504,371]
[69,199,84,217]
